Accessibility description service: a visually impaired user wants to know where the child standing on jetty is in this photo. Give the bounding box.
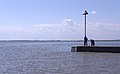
[90,39,95,46]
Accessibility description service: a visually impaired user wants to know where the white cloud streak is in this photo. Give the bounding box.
[0,19,82,40]
[87,21,120,39]
[33,19,81,39]
[0,19,120,40]
[91,11,96,14]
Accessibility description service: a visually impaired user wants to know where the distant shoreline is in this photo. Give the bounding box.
[0,40,120,42]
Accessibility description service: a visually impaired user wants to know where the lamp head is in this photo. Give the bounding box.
[83,10,88,15]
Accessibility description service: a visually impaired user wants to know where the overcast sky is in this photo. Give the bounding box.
[0,0,120,40]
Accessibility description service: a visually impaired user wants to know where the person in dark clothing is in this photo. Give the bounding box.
[84,36,88,46]
[90,39,95,46]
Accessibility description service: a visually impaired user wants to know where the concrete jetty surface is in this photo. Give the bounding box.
[71,46,120,53]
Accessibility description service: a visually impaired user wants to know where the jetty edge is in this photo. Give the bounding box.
[71,46,120,53]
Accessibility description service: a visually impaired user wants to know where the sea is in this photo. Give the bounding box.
[0,40,120,74]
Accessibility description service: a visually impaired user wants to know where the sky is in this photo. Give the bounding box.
[0,0,120,40]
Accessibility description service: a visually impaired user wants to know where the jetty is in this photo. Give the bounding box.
[71,10,120,53]
[71,46,120,53]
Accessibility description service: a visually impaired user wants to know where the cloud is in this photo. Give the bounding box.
[29,20,120,40]
[91,11,96,14]
[33,19,81,39]
[0,19,120,40]
[0,19,82,40]
[87,21,120,39]
[95,22,120,31]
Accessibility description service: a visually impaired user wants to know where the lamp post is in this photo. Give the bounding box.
[83,10,88,46]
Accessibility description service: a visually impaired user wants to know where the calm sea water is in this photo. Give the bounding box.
[0,40,120,74]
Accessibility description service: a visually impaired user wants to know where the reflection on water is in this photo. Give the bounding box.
[0,41,120,74]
